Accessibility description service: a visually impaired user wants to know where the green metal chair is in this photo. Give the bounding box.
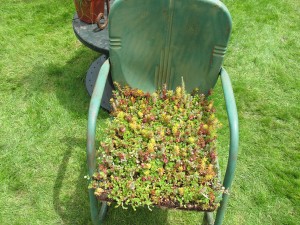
[87,0,238,224]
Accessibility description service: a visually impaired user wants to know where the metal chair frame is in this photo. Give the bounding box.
[87,0,238,224]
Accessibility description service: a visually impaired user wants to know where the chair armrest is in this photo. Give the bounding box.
[87,59,110,176]
[215,68,239,224]
[220,67,239,189]
[87,59,110,225]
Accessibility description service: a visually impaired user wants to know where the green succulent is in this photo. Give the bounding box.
[90,81,224,211]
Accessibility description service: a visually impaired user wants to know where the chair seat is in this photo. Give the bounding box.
[90,82,224,211]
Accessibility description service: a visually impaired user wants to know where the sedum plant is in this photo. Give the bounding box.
[89,81,224,211]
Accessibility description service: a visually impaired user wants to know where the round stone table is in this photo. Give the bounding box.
[72,10,114,111]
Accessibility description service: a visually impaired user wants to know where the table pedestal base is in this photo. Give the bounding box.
[86,55,114,111]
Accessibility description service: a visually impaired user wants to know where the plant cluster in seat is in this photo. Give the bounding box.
[89,81,224,211]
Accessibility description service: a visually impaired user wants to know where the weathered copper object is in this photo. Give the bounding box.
[74,0,105,24]
[96,0,110,30]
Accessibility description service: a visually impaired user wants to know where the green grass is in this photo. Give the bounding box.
[0,0,299,224]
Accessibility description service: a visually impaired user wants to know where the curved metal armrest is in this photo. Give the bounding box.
[87,59,110,225]
[220,67,239,189]
[87,59,110,176]
[214,68,239,225]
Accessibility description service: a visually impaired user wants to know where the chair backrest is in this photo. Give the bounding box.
[108,0,232,94]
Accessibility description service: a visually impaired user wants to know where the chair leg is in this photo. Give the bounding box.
[89,189,108,225]
[202,212,214,225]
[99,201,108,222]
[214,192,229,225]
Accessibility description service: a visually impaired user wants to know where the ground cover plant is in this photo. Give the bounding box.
[90,83,224,211]
[0,0,299,224]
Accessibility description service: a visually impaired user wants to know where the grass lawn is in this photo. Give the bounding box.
[0,0,299,224]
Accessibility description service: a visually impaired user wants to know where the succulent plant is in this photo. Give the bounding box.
[89,81,224,211]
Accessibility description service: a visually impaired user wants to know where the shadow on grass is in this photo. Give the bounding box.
[29,49,168,223]
[21,48,101,118]
[53,137,90,224]
[53,137,168,225]
[45,49,92,117]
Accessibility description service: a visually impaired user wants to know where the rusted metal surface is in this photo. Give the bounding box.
[72,0,114,54]
[96,0,110,30]
[74,0,104,24]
